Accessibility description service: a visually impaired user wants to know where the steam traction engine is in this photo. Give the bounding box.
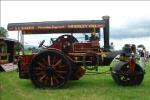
[7,16,144,88]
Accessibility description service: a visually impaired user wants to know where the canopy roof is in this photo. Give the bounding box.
[0,37,17,42]
[7,20,106,34]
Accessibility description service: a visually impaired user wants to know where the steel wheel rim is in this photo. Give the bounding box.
[30,51,71,88]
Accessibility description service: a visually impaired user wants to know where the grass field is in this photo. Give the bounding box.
[1,61,150,100]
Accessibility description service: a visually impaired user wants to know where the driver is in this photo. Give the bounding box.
[89,32,99,47]
[90,32,99,42]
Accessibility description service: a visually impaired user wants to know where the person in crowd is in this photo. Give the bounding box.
[139,47,147,71]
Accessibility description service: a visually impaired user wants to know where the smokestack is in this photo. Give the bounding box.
[102,16,110,50]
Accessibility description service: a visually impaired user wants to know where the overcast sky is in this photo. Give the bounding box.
[1,1,150,51]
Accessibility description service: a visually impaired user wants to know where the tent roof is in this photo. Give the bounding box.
[0,37,17,42]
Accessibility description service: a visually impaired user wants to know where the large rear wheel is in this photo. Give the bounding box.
[29,50,71,88]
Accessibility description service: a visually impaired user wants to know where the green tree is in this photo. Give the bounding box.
[0,27,8,37]
[15,42,23,51]
[137,44,145,48]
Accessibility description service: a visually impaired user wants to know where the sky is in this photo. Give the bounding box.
[1,1,150,51]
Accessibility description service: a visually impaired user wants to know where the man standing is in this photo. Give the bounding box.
[139,47,147,71]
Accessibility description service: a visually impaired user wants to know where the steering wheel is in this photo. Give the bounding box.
[38,40,45,48]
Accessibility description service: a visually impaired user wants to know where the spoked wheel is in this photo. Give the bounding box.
[111,62,144,86]
[29,50,71,88]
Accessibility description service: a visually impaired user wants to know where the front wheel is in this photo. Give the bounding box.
[29,50,71,88]
[111,61,144,86]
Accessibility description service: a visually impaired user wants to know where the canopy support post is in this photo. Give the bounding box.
[20,31,24,55]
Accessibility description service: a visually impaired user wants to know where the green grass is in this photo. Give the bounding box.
[16,50,32,55]
[1,61,150,100]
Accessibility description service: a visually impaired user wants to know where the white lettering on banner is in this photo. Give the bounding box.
[13,24,104,31]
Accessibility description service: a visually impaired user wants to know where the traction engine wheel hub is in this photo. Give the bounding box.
[46,67,55,76]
